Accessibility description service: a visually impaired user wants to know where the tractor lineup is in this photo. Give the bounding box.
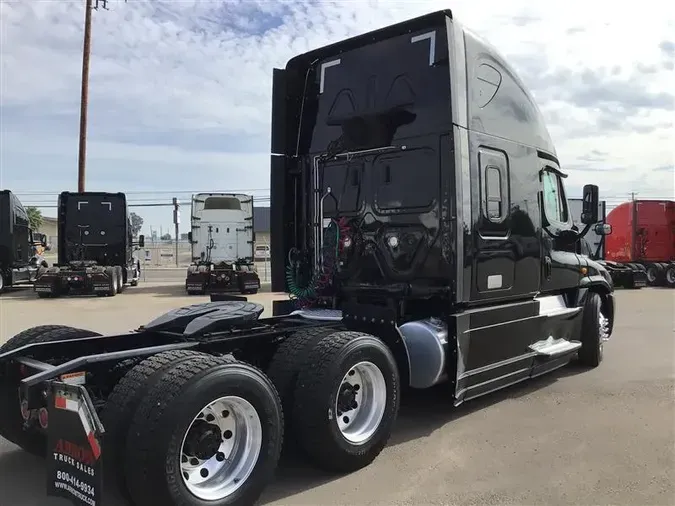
[0,9,671,506]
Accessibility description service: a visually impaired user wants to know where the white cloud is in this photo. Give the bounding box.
[1,0,673,232]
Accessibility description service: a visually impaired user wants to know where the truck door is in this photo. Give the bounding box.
[539,166,581,293]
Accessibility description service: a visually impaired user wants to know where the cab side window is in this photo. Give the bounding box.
[542,170,569,225]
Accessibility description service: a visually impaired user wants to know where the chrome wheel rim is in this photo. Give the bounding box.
[179,396,262,501]
[335,361,387,445]
[646,267,657,283]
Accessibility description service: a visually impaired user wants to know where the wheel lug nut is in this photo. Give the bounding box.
[352,402,358,409]
[223,430,233,439]
[343,416,349,424]
[216,452,225,462]
[200,468,209,478]
[354,384,360,391]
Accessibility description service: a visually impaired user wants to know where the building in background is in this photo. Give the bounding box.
[37,217,58,246]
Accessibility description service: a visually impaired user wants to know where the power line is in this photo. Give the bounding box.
[11,188,271,196]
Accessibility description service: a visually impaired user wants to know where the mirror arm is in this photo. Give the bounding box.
[576,222,592,239]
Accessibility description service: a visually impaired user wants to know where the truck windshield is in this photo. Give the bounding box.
[203,197,242,210]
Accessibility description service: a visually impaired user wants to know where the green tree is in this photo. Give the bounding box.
[25,206,43,231]
[160,233,172,241]
[129,212,144,237]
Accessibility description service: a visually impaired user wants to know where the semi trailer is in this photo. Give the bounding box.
[33,192,145,298]
[0,10,616,506]
[601,199,674,288]
[0,189,51,294]
[185,193,261,295]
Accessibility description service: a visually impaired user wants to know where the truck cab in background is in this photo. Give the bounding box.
[33,191,143,298]
[0,189,50,294]
[185,193,261,295]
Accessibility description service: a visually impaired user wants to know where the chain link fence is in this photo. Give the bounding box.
[40,240,272,282]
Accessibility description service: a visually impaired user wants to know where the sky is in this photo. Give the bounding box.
[1,0,673,236]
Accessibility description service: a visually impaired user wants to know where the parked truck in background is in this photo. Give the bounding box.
[577,198,675,289]
[0,189,50,294]
[33,191,144,298]
[602,199,675,288]
[0,10,617,506]
[185,192,261,295]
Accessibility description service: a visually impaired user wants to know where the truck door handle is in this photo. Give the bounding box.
[544,256,552,280]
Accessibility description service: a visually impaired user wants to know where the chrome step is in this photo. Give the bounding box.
[529,336,582,357]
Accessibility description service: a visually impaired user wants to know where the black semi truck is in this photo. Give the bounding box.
[0,11,616,506]
[33,191,144,298]
[0,190,50,294]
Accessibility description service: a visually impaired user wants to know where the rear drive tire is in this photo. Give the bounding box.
[578,292,608,368]
[105,266,118,296]
[0,325,102,456]
[124,355,284,506]
[102,350,208,501]
[292,331,400,473]
[267,327,336,450]
[645,263,663,286]
[665,265,675,288]
[116,266,124,293]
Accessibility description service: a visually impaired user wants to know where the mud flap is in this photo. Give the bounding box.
[46,382,104,506]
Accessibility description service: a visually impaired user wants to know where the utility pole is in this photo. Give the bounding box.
[77,0,119,193]
[173,198,181,267]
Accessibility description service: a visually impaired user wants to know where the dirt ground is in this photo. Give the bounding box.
[0,286,673,506]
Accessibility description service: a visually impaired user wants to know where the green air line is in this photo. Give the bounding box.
[285,220,339,299]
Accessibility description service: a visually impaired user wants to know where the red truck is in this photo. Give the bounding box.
[602,199,675,288]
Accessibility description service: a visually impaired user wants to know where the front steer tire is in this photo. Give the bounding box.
[292,331,400,473]
[578,291,607,368]
[124,354,284,506]
[0,325,102,456]
[101,349,209,501]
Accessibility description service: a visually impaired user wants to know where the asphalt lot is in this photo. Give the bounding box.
[0,286,673,506]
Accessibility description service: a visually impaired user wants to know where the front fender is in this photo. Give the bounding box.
[577,276,616,337]
[579,274,612,294]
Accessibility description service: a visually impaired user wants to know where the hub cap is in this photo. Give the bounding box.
[335,361,387,445]
[179,396,262,501]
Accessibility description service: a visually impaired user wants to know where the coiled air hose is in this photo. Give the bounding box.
[286,219,341,306]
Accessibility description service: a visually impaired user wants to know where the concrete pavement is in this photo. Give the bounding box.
[0,287,673,506]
